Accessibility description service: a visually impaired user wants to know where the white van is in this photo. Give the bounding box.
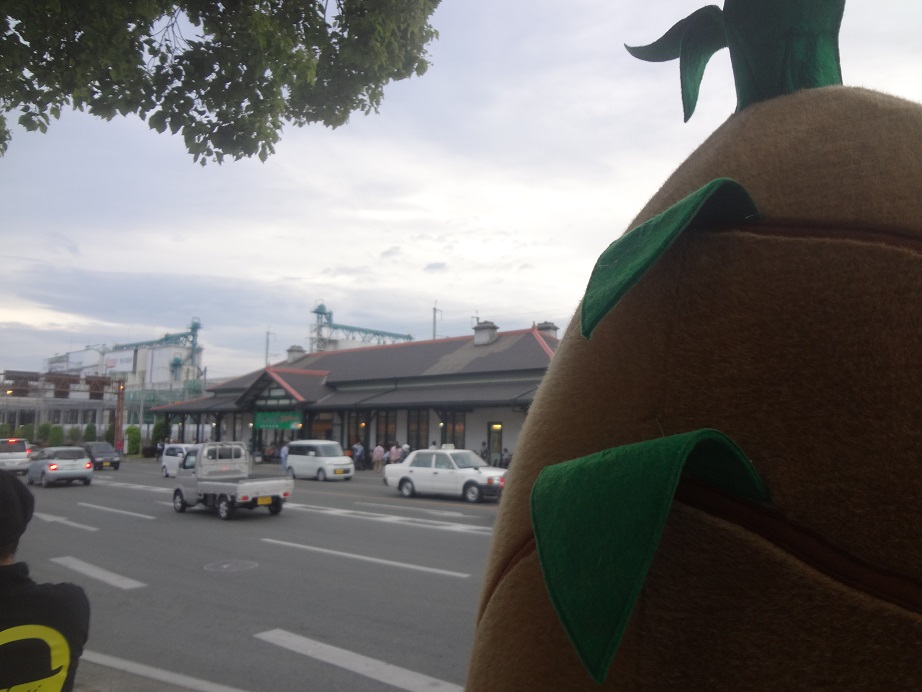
[286,440,354,481]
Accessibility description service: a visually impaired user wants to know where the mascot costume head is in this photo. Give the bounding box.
[467,0,922,688]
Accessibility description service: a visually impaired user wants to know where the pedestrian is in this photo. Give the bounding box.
[390,442,402,465]
[430,440,438,449]
[372,443,385,471]
[401,443,411,462]
[0,470,90,691]
[351,440,365,470]
[502,448,512,468]
[480,441,489,461]
[279,441,289,471]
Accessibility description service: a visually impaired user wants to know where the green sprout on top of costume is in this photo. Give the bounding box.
[626,0,844,121]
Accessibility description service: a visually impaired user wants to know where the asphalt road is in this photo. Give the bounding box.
[13,459,498,691]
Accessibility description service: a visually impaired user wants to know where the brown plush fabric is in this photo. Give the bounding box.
[467,86,922,689]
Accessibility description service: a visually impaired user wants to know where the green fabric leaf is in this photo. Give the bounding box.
[626,6,726,121]
[530,429,769,684]
[580,178,758,339]
[724,0,844,112]
[626,0,844,119]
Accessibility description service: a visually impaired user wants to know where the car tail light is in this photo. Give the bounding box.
[85,462,93,469]
[48,463,59,471]
[283,491,290,497]
[240,495,249,502]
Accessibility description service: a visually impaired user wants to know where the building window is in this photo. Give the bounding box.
[439,411,465,449]
[348,412,369,446]
[64,409,79,424]
[310,413,334,440]
[375,410,398,447]
[406,409,429,452]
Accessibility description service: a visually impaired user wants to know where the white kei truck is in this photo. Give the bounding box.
[172,441,293,520]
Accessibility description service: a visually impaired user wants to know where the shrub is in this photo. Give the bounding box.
[37,422,52,445]
[49,426,65,446]
[14,424,33,440]
[0,423,10,437]
[126,426,141,455]
[66,427,83,444]
[84,423,97,442]
[151,418,169,444]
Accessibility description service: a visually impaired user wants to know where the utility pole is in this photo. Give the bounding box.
[433,301,443,340]
[265,327,275,367]
[114,380,125,453]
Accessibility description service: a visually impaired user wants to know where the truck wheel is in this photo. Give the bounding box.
[173,489,187,513]
[268,498,283,515]
[217,496,235,520]
[162,466,169,478]
[399,479,415,498]
[317,468,326,482]
[463,483,483,503]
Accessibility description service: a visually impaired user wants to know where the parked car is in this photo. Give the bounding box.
[26,446,93,487]
[0,438,33,475]
[286,440,354,481]
[383,448,505,503]
[83,441,121,470]
[160,443,193,477]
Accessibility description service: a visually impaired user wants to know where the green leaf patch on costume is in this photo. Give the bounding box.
[530,429,769,684]
[581,178,758,338]
[626,0,844,119]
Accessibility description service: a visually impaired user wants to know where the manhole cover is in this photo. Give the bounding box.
[204,560,259,572]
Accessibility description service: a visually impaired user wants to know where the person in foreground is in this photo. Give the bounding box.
[0,469,90,692]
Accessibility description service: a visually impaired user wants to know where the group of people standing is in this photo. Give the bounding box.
[350,441,410,471]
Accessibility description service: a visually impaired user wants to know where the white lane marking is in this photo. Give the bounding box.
[262,539,470,578]
[32,512,99,532]
[284,503,492,535]
[355,501,468,518]
[91,478,171,494]
[82,650,249,692]
[255,629,463,692]
[78,502,156,520]
[50,556,146,590]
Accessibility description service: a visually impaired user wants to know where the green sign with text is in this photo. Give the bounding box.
[254,411,301,430]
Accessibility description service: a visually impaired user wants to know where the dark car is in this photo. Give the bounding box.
[82,441,121,470]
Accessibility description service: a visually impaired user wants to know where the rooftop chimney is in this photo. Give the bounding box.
[473,320,499,346]
[287,345,306,364]
[535,321,559,340]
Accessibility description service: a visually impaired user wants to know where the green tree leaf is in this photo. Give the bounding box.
[0,0,441,163]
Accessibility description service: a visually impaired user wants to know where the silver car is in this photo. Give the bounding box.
[26,446,94,487]
[0,438,33,475]
[286,440,354,481]
[160,443,193,477]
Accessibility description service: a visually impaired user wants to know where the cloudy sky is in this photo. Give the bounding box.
[1,0,920,380]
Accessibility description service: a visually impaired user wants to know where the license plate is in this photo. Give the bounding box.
[102,461,110,467]
[257,496,272,505]
[335,469,345,474]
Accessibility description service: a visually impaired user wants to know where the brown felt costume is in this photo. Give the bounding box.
[466,64,922,692]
